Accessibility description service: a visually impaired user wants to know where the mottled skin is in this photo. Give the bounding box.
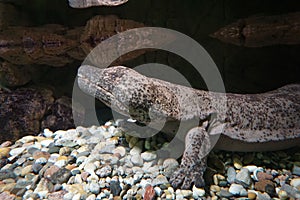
[77,65,300,189]
[68,0,128,8]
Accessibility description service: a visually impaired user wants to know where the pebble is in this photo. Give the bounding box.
[248,191,257,199]
[233,154,243,169]
[228,183,244,195]
[290,177,300,188]
[0,148,10,158]
[152,175,169,186]
[141,151,157,161]
[227,166,236,183]
[235,168,251,188]
[144,185,155,200]
[192,186,205,198]
[292,164,300,176]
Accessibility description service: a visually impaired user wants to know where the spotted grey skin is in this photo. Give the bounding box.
[68,0,128,8]
[77,65,300,189]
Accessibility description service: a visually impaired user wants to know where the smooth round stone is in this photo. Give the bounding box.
[48,154,60,163]
[233,155,243,169]
[43,129,54,138]
[15,157,26,166]
[40,139,53,147]
[292,164,300,176]
[48,146,60,154]
[219,189,233,198]
[89,181,100,194]
[141,151,157,162]
[86,194,96,200]
[35,157,48,165]
[84,163,97,174]
[54,159,67,168]
[163,158,179,177]
[9,147,25,156]
[76,156,87,165]
[290,178,300,188]
[229,183,244,195]
[131,154,143,166]
[112,146,126,157]
[0,147,10,158]
[210,185,221,192]
[277,190,288,200]
[59,147,71,156]
[192,186,205,198]
[240,188,248,197]
[18,136,36,143]
[49,168,71,184]
[129,146,142,156]
[248,191,257,200]
[20,165,32,176]
[152,175,169,186]
[154,186,162,196]
[32,163,43,174]
[33,151,50,160]
[110,180,122,196]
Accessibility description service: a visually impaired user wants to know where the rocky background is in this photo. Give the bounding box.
[1,0,300,142]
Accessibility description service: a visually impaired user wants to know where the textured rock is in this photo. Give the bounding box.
[0,88,53,142]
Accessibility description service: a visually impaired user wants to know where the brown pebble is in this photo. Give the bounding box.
[48,190,67,200]
[248,192,256,200]
[44,165,60,178]
[33,151,50,160]
[65,164,76,171]
[0,191,16,200]
[0,141,12,148]
[81,171,90,181]
[0,148,10,158]
[144,185,156,200]
[256,171,273,181]
[254,180,276,196]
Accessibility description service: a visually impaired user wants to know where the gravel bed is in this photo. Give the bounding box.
[0,121,299,199]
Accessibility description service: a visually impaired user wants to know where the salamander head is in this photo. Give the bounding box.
[77,65,178,122]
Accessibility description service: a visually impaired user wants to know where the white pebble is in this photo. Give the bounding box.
[9,147,25,156]
[40,139,53,147]
[131,154,144,166]
[43,129,54,138]
[192,185,205,198]
[112,146,126,157]
[141,151,157,161]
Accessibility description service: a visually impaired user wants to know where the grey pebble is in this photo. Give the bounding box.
[131,154,144,166]
[228,183,244,195]
[292,164,300,176]
[110,180,122,196]
[49,168,71,184]
[219,189,233,198]
[32,163,43,174]
[235,168,251,188]
[0,169,16,180]
[227,167,236,184]
[96,165,112,178]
